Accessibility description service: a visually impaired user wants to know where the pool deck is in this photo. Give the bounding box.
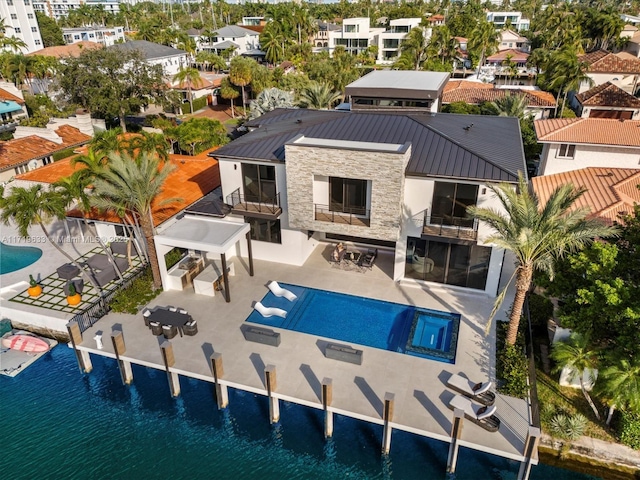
[74,244,533,464]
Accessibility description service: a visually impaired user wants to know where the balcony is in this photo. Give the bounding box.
[226,188,282,219]
[314,204,370,227]
[422,209,478,241]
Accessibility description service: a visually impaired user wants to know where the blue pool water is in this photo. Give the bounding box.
[0,346,601,479]
[246,284,460,362]
[0,241,43,274]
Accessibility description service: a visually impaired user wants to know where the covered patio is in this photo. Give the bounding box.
[154,215,253,302]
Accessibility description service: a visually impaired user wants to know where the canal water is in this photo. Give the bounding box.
[0,346,601,479]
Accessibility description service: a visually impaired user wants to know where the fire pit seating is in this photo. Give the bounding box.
[85,253,129,288]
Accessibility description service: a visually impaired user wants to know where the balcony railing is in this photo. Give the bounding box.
[314,204,370,227]
[226,188,282,217]
[423,209,478,240]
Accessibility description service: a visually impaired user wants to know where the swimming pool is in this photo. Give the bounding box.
[246,284,460,363]
[0,242,43,275]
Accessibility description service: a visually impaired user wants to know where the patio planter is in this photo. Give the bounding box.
[66,293,82,306]
[28,275,42,297]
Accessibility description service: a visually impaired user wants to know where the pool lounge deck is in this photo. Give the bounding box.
[75,245,533,465]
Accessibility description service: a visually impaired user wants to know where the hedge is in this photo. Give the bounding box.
[181,96,208,114]
[53,147,77,161]
[617,411,640,450]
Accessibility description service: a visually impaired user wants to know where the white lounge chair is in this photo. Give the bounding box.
[448,395,500,432]
[267,281,297,302]
[254,301,287,319]
[446,373,496,406]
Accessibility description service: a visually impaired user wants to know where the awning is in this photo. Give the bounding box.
[0,101,21,115]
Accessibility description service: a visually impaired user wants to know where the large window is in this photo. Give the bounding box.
[557,144,576,159]
[246,217,281,244]
[405,237,491,290]
[431,182,478,228]
[329,177,367,215]
[242,164,276,203]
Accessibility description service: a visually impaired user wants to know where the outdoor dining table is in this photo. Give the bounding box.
[148,308,192,337]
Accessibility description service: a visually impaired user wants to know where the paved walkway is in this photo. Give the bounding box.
[77,244,532,463]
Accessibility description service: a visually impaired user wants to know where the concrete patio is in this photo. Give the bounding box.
[76,243,532,464]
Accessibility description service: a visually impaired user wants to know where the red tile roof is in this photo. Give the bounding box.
[575,82,640,108]
[486,49,529,63]
[0,126,91,172]
[443,86,556,107]
[579,49,640,74]
[27,41,103,58]
[532,167,640,224]
[534,118,640,146]
[444,80,494,93]
[0,88,25,105]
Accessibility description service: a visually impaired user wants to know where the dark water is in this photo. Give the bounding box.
[0,346,600,480]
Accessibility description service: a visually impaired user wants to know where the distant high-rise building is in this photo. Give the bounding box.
[0,0,44,53]
[33,1,121,21]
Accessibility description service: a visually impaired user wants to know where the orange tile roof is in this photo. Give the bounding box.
[532,167,640,224]
[486,49,529,63]
[16,154,83,182]
[579,49,640,74]
[443,87,556,107]
[534,118,640,146]
[575,82,640,108]
[27,41,103,58]
[444,80,494,93]
[0,88,25,105]
[0,126,91,172]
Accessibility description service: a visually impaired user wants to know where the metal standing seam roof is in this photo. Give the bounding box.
[212,25,260,38]
[215,109,526,183]
[109,40,186,60]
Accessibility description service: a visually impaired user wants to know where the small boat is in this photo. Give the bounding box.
[1,334,50,353]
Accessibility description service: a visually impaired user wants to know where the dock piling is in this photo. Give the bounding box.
[66,320,92,373]
[517,426,541,480]
[382,392,395,454]
[321,378,333,438]
[447,408,465,474]
[265,364,279,423]
[210,352,228,409]
[111,330,133,385]
[160,340,180,397]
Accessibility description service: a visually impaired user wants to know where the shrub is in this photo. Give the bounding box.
[52,147,77,161]
[497,343,529,398]
[109,267,161,314]
[528,293,554,329]
[617,411,640,450]
[164,247,186,270]
[549,412,587,440]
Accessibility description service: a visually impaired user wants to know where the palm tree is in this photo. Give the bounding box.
[1,36,28,54]
[546,48,594,117]
[551,332,601,420]
[229,56,253,115]
[90,128,126,158]
[249,88,294,120]
[91,152,179,289]
[468,174,616,345]
[491,92,529,118]
[129,131,170,162]
[173,66,204,114]
[261,25,286,65]
[399,27,430,70]
[298,82,341,110]
[220,77,239,118]
[468,21,499,70]
[596,356,640,426]
[0,185,103,296]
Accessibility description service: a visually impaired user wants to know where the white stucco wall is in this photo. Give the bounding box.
[581,73,639,94]
[539,143,640,175]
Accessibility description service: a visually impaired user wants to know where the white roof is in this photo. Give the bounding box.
[346,70,450,93]
[154,216,250,253]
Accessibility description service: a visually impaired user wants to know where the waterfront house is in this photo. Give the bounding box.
[210,108,527,296]
[327,18,385,58]
[497,30,530,53]
[196,25,261,58]
[62,25,126,47]
[572,82,640,120]
[109,40,187,78]
[534,118,640,175]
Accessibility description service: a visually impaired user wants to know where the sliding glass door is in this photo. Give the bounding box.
[329,177,367,215]
[431,182,478,228]
[242,164,276,203]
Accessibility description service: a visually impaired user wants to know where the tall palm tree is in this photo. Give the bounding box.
[596,356,640,426]
[298,82,341,110]
[551,332,601,420]
[220,77,239,118]
[173,66,204,114]
[129,131,170,162]
[0,185,103,296]
[90,128,126,158]
[468,21,499,70]
[399,27,430,70]
[1,36,28,54]
[468,174,616,345]
[229,56,253,114]
[546,48,594,117]
[91,152,179,289]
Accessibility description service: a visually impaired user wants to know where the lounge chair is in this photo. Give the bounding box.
[446,374,496,406]
[360,248,378,270]
[448,395,500,433]
[254,301,287,319]
[267,281,297,302]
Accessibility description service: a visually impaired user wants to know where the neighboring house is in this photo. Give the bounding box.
[621,24,638,40]
[0,125,91,182]
[62,26,125,47]
[328,18,385,57]
[313,21,340,50]
[29,41,103,59]
[345,70,449,113]
[425,15,445,27]
[0,82,29,128]
[625,31,640,58]
[497,30,530,52]
[532,167,640,225]
[486,11,530,32]
[573,82,640,119]
[211,107,527,296]
[376,18,422,64]
[578,50,640,95]
[620,14,640,26]
[241,17,266,27]
[198,25,261,58]
[535,118,640,175]
[169,75,224,110]
[32,0,120,21]
[109,40,187,77]
[0,0,44,53]
[485,49,529,69]
[443,82,556,119]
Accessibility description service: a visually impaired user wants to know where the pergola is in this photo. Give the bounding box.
[154,215,253,302]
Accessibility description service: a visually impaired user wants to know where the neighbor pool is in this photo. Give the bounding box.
[0,242,43,275]
[246,283,460,363]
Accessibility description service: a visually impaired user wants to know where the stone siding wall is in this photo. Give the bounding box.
[284,144,410,241]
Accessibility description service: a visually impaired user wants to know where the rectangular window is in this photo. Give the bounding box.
[28,13,34,19]
[31,27,38,32]
[242,163,276,203]
[14,28,21,33]
[246,217,281,244]
[557,144,576,159]
[344,25,357,33]
[24,0,30,5]
[35,39,41,45]
[7,0,14,6]
[431,182,478,228]
[11,14,18,20]
[329,177,367,215]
